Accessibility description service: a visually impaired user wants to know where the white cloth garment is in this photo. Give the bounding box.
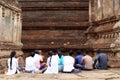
[25,56,37,72]
[33,54,43,69]
[44,54,59,74]
[63,56,75,72]
[6,57,20,75]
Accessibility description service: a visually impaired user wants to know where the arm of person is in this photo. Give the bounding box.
[15,58,19,69]
[80,57,84,64]
[107,55,109,61]
[93,55,99,69]
[93,59,97,69]
[46,57,50,67]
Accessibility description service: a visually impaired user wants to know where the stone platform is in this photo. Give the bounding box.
[0,68,120,80]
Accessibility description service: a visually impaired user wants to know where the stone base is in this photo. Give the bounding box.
[108,58,120,68]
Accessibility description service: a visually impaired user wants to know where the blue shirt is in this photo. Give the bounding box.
[96,53,108,69]
[75,54,83,64]
[59,55,64,66]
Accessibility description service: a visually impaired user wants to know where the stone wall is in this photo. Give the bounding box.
[18,0,89,54]
[22,30,87,49]
[0,0,23,73]
[89,0,120,21]
[87,0,120,67]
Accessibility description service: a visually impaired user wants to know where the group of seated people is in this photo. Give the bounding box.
[6,49,108,75]
[74,49,108,70]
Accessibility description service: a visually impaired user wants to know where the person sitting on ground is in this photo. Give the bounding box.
[25,52,41,73]
[80,49,93,70]
[63,50,80,73]
[6,51,20,75]
[74,49,84,69]
[44,50,59,74]
[57,49,64,72]
[38,50,47,70]
[33,50,43,71]
[93,49,108,70]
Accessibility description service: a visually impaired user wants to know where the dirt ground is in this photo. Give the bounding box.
[0,68,120,80]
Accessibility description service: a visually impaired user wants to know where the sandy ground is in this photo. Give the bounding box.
[0,68,120,80]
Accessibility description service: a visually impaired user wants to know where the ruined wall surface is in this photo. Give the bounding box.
[90,0,120,21]
[88,0,120,67]
[22,30,87,49]
[0,0,23,73]
[18,0,89,54]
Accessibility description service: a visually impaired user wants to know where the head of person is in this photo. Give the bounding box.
[38,50,42,54]
[84,49,90,55]
[34,50,39,54]
[97,49,102,54]
[10,51,16,58]
[57,49,62,58]
[30,52,35,57]
[69,50,74,56]
[77,49,82,55]
[48,50,53,57]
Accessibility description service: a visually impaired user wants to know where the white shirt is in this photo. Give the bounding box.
[25,56,36,71]
[33,54,43,69]
[63,56,75,72]
[6,57,20,75]
[44,54,59,74]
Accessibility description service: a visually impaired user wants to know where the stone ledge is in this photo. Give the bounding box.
[0,50,23,58]
[0,42,23,50]
[108,58,120,68]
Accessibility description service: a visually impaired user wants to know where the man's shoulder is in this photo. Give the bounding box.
[35,54,42,58]
[64,56,69,58]
[100,53,107,56]
[26,56,33,60]
[84,55,91,59]
[64,56,73,59]
[77,55,83,57]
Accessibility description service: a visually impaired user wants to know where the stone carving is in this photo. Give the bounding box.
[110,21,120,54]
[113,20,120,29]
[1,0,20,7]
[88,0,120,67]
[0,0,23,73]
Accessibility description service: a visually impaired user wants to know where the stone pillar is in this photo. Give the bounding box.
[0,0,23,73]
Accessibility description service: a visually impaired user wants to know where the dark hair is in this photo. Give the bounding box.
[84,49,90,54]
[48,50,53,57]
[97,49,101,53]
[30,52,35,57]
[34,50,39,54]
[48,50,53,67]
[10,51,16,70]
[69,50,74,56]
[77,49,82,55]
[57,49,62,58]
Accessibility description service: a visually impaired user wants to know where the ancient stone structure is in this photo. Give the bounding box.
[87,0,120,67]
[18,0,89,55]
[0,0,23,73]
[18,0,120,67]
